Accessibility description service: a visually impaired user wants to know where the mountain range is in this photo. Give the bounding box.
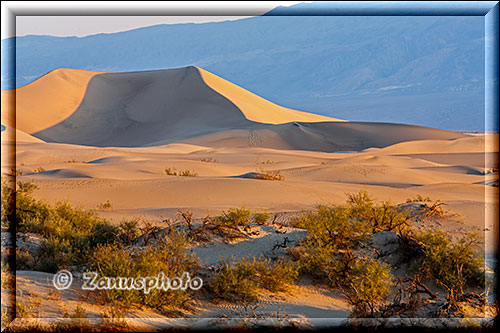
[1,5,487,130]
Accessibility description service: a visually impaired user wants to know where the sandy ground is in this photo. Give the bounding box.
[4,135,497,253]
[1,67,498,329]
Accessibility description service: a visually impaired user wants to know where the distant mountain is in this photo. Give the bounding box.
[1,6,488,130]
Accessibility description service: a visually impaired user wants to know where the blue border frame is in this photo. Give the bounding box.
[1,1,499,329]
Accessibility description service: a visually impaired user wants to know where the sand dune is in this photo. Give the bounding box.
[3,66,466,150]
[182,121,467,152]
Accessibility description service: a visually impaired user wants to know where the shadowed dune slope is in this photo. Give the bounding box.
[181,121,467,152]
[34,67,253,146]
[8,66,466,150]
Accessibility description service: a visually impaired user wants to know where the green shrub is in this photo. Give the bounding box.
[291,190,412,285]
[220,207,252,228]
[1,177,14,229]
[413,230,485,301]
[253,212,270,225]
[87,223,120,247]
[70,304,87,319]
[343,258,393,317]
[10,180,138,272]
[117,220,140,245]
[209,257,297,303]
[89,228,200,309]
[291,203,369,282]
[255,258,298,292]
[369,201,411,235]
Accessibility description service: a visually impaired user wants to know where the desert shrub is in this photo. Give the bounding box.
[406,194,432,203]
[292,203,370,250]
[421,200,447,218]
[254,258,298,292]
[210,257,297,303]
[165,167,177,175]
[291,190,412,285]
[97,200,112,209]
[413,230,485,301]
[177,209,194,230]
[15,249,35,270]
[178,169,198,177]
[33,167,46,173]
[117,220,140,245]
[369,201,411,235]
[200,157,217,163]
[37,237,78,272]
[291,203,369,282]
[1,177,14,229]
[255,168,285,181]
[346,189,374,218]
[220,207,252,228]
[253,212,270,225]
[8,168,23,176]
[11,181,137,272]
[88,228,199,309]
[164,167,198,177]
[16,300,31,318]
[70,304,87,319]
[343,258,393,317]
[87,223,120,247]
[98,307,129,331]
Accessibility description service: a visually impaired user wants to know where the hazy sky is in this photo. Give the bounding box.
[3,2,303,39]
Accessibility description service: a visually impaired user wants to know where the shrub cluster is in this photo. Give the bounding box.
[209,256,298,303]
[343,258,393,317]
[164,167,198,177]
[6,180,139,273]
[412,229,485,301]
[88,228,199,309]
[255,168,285,181]
[219,207,252,228]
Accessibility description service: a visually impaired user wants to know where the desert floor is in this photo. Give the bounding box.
[1,133,498,329]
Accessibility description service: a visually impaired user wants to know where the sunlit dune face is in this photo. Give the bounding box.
[196,67,345,124]
[2,68,103,134]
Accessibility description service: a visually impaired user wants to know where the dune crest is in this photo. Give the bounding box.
[197,67,344,124]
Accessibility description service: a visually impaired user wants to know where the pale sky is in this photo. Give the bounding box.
[2,1,304,39]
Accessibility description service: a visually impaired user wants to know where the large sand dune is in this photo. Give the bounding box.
[3,66,465,149]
